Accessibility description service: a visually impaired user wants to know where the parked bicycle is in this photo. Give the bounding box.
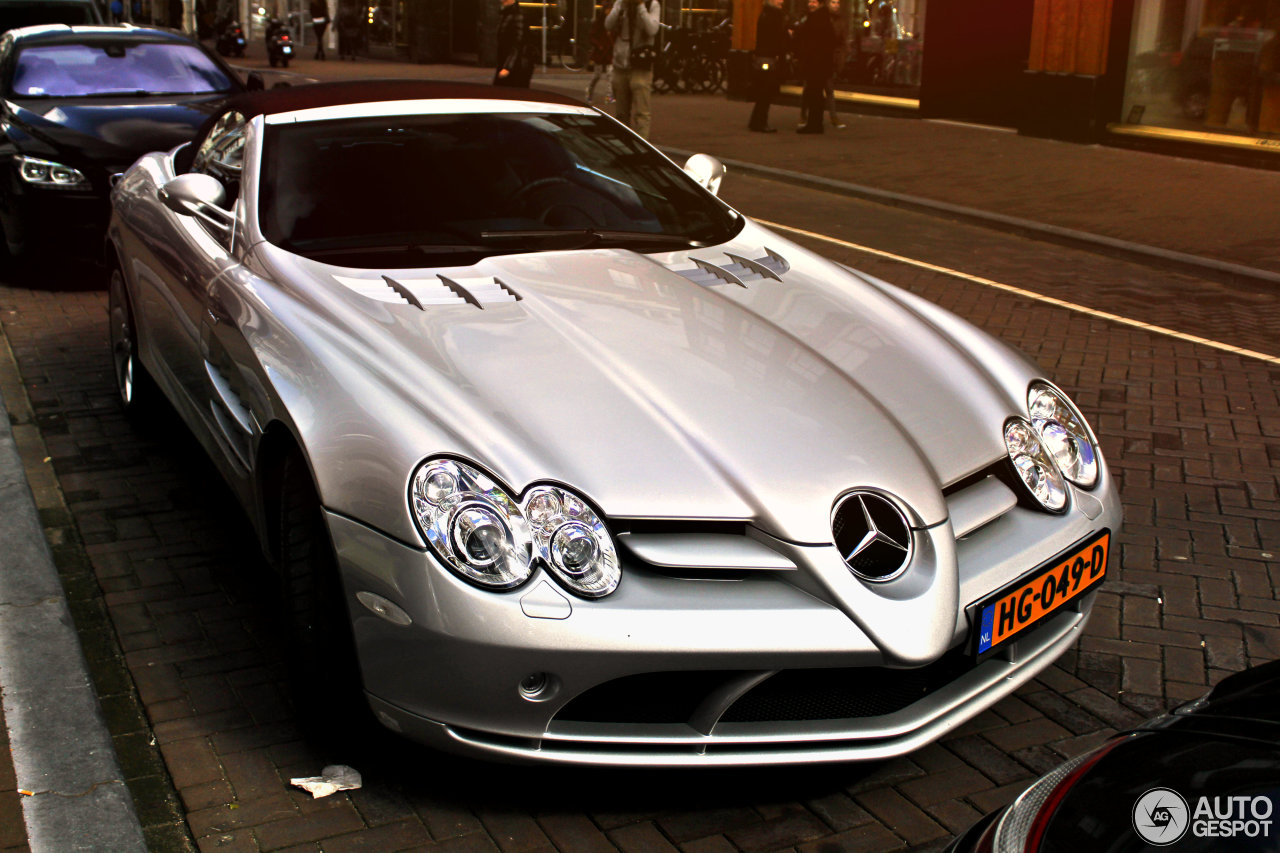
[652,19,730,95]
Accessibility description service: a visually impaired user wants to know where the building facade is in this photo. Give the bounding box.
[228,0,1278,165]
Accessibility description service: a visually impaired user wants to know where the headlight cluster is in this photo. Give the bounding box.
[16,155,89,190]
[410,459,620,598]
[1004,382,1100,513]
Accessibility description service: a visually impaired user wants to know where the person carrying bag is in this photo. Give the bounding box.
[605,0,661,139]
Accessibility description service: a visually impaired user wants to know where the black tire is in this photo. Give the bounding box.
[281,57,290,68]
[684,56,715,94]
[108,267,160,420]
[707,59,725,94]
[277,453,369,740]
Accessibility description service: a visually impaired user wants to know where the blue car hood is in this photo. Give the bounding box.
[9,94,224,170]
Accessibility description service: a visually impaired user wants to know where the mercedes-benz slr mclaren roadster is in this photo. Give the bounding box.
[107,81,1121,766]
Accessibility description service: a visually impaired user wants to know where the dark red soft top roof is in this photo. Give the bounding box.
[223,79,583,119]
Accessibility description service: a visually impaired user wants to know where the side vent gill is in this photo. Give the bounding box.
[333,275,521,310]
[670,248,790,288]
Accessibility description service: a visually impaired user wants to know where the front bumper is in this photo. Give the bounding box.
[365,603,1092,766]
[1,181,109,258]
[326,471,1119,766]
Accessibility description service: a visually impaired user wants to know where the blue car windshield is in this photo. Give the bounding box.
[258,111,743,267]
[9,42,234,97]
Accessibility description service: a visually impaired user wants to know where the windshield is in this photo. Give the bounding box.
[259,111,742,267]
[9,42,234,97]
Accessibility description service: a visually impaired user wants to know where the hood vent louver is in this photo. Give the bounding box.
[334,274,520,310]
[670,248,790,289]
[437,275,522,309]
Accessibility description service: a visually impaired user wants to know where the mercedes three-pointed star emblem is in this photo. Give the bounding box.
[831,492,913,581]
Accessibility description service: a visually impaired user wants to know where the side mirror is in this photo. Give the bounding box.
[245,71,265,91]
[159,173,234,230]
[683,153,726,197]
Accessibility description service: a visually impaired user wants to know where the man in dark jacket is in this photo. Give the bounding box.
[494,0,534,87]
[748,0,788,132]
[795,0,836,133]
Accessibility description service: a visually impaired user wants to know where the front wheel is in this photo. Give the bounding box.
[108,267,160,420]
[276,453,368,740]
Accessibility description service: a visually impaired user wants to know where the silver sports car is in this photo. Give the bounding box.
[107,80,1121,766]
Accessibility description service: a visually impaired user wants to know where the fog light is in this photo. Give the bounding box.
[519,672,557,700]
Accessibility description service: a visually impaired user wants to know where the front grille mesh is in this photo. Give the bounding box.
[555,670,743,723]
[719,652,972,723]
[553,653,974,727]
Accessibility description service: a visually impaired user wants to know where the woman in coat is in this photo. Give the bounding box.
[748,0,788,132]
[495,0,535,87]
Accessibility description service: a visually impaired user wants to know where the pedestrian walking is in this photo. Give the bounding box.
[494,0,535,87]
[795,0,836,134]
[605,0,661,139]
[336,1,360,60]
[585,2,615,106]
[310,0,330,60]
[825,0,847,128]
[748,0,788,133]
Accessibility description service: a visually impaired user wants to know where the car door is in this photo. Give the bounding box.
[136,111,246,451]
[185,111,267,482]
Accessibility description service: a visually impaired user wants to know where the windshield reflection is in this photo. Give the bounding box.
[9,42,233,98]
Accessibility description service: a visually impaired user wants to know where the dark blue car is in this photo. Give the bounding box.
[0,23,244,266]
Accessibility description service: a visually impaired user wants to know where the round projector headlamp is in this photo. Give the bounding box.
[410,459,533,589]
[1028,382,1098,488]
[1005,418,1067,512]
[523,486,620,598]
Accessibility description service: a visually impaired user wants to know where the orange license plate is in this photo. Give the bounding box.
[974,530,1109,656]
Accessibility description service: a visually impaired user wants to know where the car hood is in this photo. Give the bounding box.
[263,227,1029,544]
[9,95,222,170]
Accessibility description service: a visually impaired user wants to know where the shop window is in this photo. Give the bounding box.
[1124,0,1280,140]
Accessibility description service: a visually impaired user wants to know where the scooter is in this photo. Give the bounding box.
[265,18,294,68]
[215,20,247,57]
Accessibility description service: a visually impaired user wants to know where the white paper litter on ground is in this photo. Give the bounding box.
[290,764,363,798]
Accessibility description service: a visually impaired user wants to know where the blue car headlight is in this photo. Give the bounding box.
[16,155,90,190]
